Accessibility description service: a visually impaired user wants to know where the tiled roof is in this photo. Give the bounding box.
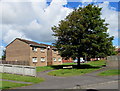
[115,48,120,52]
[17,38,40,45]
[118,48,120,52]
[17,38,54,48]
[39,43,51,47]
[6,38,54,48]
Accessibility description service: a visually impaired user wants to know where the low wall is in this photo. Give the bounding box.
[1,60,30,66]
[0,64,36,77]
[106,56,120,68]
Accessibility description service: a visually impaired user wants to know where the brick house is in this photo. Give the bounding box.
[115,48,120,55]
[6,38,62,66]
[62,58,73,63]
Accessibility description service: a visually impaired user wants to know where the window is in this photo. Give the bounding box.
[32,57,37,62]
[58,58,62,62]
[53,58,56,62]
[54,50,57,54]
[40,48,45,52]
[32,47,37,52]
[41,57,45,62]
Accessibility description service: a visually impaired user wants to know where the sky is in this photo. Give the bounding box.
[0,0,119,57]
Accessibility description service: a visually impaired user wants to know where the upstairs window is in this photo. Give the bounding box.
[40,48,45,52]
[41,57,45,62]
[32,47,37,52]
[53,58,56,62]
[54,50,57,54]
[58,58,62,62]
[32,57,37,62]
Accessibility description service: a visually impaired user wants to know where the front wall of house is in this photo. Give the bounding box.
[29,47,47,66]
[6,39,30,62]
[52,50,62,65]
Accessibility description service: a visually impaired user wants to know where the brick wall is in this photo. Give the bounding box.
[52,50,62,65]
[29,47,47,66]
[6,39,30,63]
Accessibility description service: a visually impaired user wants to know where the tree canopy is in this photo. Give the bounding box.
[52,4,115,66]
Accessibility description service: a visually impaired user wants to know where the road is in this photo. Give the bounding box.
[15,68,119,90]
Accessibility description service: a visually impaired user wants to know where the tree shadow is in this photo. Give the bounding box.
[50,64,101,69]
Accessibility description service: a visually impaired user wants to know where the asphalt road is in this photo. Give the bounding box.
[16,68,119,89]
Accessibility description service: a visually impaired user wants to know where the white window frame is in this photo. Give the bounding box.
[32,47,37,52]
[40,48,45,52]
[53,58,56,62]
[58,58,62,62]
[32,57,37,62]
[41,57,45,62]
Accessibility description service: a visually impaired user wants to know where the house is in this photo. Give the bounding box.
[6,38,62,66]
[62,58,73,63]
[115,48,120,55]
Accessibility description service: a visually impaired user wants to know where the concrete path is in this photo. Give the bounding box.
[80,80,118,89]
[16,67,119,89]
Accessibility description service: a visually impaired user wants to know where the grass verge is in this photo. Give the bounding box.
[0,81,30,89]
[36,66,54,72]
[0,73,44,83]
[85,60,106,67]
[48,68,99,77]
[48,60,106,77]
[62,63,77,65]
[97,69,120,76]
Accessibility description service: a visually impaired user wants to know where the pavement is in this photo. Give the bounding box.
[15,67,119,89]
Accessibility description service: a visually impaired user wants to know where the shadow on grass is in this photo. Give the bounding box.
[50,64,101,69]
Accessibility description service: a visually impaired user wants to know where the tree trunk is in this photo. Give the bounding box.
[77,57,80,68]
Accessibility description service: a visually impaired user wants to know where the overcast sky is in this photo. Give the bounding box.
[0,0,119,57]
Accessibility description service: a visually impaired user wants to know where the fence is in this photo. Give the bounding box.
[1,60,30,66]
[106,55,120,68]
[0,64,36,77]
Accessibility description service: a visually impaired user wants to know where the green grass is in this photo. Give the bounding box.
[0,81,30,89]
[36,60,106,75]
[47,60,106,77]
[0,73,44,83]
[85,60,106,67]
[36,63,77,72]
[97,69,120,76]
[62,63,77,65]
[48,68,99,77]
[36,66,54,72]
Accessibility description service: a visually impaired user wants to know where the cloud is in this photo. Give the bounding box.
[1,0,72,44]
[82,0,93,3]
[1,0,119,46]
[99,1,118,38]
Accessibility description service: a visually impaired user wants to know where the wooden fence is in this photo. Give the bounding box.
[0,64,36,77]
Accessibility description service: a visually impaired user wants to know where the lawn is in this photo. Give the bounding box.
[0,81,30,90]
[62,63,77,65]
[36,66,54,72]
[36,60,106,73]
[48,68,99,77]
[97,69,120,76]
[0,73,44,83]
[85,60,106,67]
[47,60,106,77]
[36,63,77,72]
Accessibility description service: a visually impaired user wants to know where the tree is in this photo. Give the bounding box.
[52,4,115,67]
[2,50,6,60]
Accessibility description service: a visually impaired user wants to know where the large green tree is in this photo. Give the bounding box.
[52,4,115,67]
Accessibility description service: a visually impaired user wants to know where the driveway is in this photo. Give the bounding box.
[16,67,119,89]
